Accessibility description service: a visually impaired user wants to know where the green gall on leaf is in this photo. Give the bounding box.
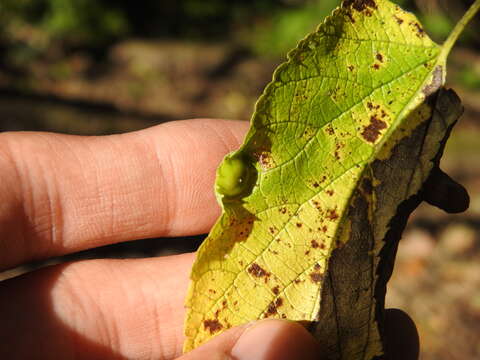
[215,154,256,200]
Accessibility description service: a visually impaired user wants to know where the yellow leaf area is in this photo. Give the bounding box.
[184,0,445,352]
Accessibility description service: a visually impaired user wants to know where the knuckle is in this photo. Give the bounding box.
[0,132,63,265]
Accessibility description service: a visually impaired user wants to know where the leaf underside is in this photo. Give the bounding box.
[184,0,463,358]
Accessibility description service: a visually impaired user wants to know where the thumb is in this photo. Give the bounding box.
[178,319,321,360]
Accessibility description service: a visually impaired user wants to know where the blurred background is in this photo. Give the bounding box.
[0,0,479,358]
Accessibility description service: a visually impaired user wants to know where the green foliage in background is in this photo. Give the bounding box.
[0,0,478,92]
[1,0,478,53]
[42,0,128,44]
[0,0,128,49]
[248,1,338,57]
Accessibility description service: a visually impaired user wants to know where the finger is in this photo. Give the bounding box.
[0,119,249,269]
[423,167,469,213]
[0,258,416,360]
[178,320,321,360]
[0,253,195,360]
[385,309,420,360]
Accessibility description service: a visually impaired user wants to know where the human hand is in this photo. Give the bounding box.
[0,119,419,359]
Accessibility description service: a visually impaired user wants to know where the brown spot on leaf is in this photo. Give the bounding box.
[345,11,356,23]
[313,182,319,188]
[305,250,311,255]
[248,263,270,278]
[326,208,339,221]
[314,263,321,271]
[376,53,383,62]
[272,286,280,295]
[269,227,276,234]
[279,207,287,214]
[326,189,334,196]
[296,223,302,228]
[310,272,324,283]
[311,240,320,248]
[204,319,223,334]
[343,0,377,12]
[348,65,355,71]
[265,303,277,317]
[322,225,328,233]
[325,125,335,135]
[361,116,387,143]
[312,200,321,210]
[373,63,380,70]
[255,150,274,170]
[412,22,425,37]
[265,298,284,317]
[394,15,404,24]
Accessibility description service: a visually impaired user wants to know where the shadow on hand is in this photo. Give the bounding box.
[0,263,128,359]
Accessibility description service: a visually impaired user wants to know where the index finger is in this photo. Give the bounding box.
[0,119,248,270]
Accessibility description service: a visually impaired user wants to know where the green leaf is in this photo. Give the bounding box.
[184,0,479,357]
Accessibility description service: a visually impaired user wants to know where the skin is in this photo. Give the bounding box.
[0,119,422,359]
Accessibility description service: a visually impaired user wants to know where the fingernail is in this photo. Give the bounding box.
[230,319,320,360]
